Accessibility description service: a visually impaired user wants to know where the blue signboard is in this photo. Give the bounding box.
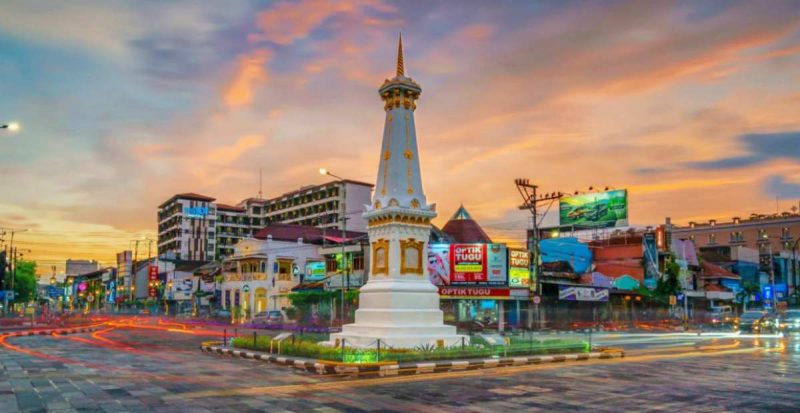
[47,286,62,298]
[183,206,209,218]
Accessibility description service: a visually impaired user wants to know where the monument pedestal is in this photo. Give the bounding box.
[330,279,464,348]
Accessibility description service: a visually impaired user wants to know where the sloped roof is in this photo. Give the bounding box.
[701,261,740,280]
[441,205,492,244]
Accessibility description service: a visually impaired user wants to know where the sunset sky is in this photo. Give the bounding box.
[1,0,799,274]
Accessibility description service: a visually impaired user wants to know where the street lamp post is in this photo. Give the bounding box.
[1,122,20,132]
[319,168,349,327]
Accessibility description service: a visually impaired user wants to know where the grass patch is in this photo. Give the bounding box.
[231,334,589,364]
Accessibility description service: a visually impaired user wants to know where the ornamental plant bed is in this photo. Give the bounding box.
[231,334,590,364]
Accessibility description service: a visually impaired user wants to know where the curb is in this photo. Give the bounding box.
[0,326,100,338]
[200,344,624,376]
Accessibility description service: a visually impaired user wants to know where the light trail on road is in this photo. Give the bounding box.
[173,344,782,400]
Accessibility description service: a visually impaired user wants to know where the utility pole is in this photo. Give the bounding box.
[515,179,563,330]
[768,243,777,311]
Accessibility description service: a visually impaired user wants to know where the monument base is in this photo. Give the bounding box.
[329,278,466,349]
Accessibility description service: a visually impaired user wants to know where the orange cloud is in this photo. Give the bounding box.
[250,0,394,45]
[223,49,270,107]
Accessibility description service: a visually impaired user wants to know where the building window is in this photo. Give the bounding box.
[352,254,364,271]
[708,233,716,245]
[730,231,744,243]
[782,227,790,239]
[325,255,338,273]
[758,229,768,240]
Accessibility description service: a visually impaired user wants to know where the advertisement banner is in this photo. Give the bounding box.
[148,265,158,298]
[305,262,326,282]
[559,189,628,228]
[451,244,487,283]
[558,286,610,302]
[486,244,507,284]
[439,287,511,299]
[508,249,530,288]
[427,244,451,286]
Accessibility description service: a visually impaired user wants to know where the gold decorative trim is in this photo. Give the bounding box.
[371,239,390,276]
[374,200,381,209]
[410,199,420,209]
[400,238,424,275]
[367,214,431,227]
[380,114,393,196]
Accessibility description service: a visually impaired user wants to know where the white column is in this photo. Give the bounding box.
[498,301,505,332]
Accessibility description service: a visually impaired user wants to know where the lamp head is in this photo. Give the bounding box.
[319,168,328,176]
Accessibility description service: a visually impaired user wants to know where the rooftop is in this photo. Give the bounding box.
[159,193,216,209]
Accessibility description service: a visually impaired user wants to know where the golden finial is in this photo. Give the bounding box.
[396,33,404,77]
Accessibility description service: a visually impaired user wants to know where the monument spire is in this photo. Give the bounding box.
[373,36,426,211]
[330,37,462,349]
[396,33,404,77]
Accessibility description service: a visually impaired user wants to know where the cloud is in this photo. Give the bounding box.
[764,175,800,198]
[687,131,800,169]
[249,0,395,45]
[223,49,271,107]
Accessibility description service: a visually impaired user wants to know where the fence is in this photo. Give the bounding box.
[226,329,593,364]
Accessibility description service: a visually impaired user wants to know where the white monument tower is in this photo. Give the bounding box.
[331,36,464,348]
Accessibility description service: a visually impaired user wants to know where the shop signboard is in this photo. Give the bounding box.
[486,244,507,285]
[559,189,628,228]
[508,249,530,288]
[305,262,326,282]
[438,287,511,299]
[451,244,487,283]
[558,285,610,302]
[148,265,158,298]
[106,281,116,303]
[428,244,506,286]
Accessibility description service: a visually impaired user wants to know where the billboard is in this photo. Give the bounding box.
[305,262,326,282]
[559,189,628,228]
[558,286,609,302]
[508,249,530,288]
[427,244,507,286]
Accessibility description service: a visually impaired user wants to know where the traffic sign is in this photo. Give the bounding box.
[677,293,685,301]
[669,295,677,306]
[532,295,541,305]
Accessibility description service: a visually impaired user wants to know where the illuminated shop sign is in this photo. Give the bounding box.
[427,244,507,286]
[508,249,530,288]
[183,207,209,218]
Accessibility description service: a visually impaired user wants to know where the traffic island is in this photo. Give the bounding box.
[1,326,102,337]
[199,343,624,376]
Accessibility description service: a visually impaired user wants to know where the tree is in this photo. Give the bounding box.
[654,259,681,301]
[13,260,37,303]
[736,282,759,312]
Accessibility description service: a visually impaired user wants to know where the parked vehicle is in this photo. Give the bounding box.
[252,310,286,326]
[780,310,800,332]
[737,310,775,334]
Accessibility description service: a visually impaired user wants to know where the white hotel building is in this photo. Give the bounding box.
[157,181,373,261]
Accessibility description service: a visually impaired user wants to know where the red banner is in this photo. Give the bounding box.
[439,287,510,298]
[450,244,487,283]
[148,265,158,298]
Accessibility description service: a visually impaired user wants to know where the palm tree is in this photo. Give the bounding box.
[736,282,759,313]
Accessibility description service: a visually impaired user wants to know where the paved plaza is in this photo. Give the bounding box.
[0,320,798,412]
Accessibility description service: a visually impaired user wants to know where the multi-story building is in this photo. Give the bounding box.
[157,193,217,261]
[157,181,373,261]
[669,213,800,255]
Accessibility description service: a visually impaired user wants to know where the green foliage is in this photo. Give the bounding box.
[736,282,760,305]
[654,259,681,301]
[231,334,589,363]
[13,260,37,303]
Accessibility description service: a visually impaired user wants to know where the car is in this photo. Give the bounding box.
[252,310,286,326]
[737,310,775,334]
[779,310,800,332]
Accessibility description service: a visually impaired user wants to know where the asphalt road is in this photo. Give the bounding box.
[0,318,798,412]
